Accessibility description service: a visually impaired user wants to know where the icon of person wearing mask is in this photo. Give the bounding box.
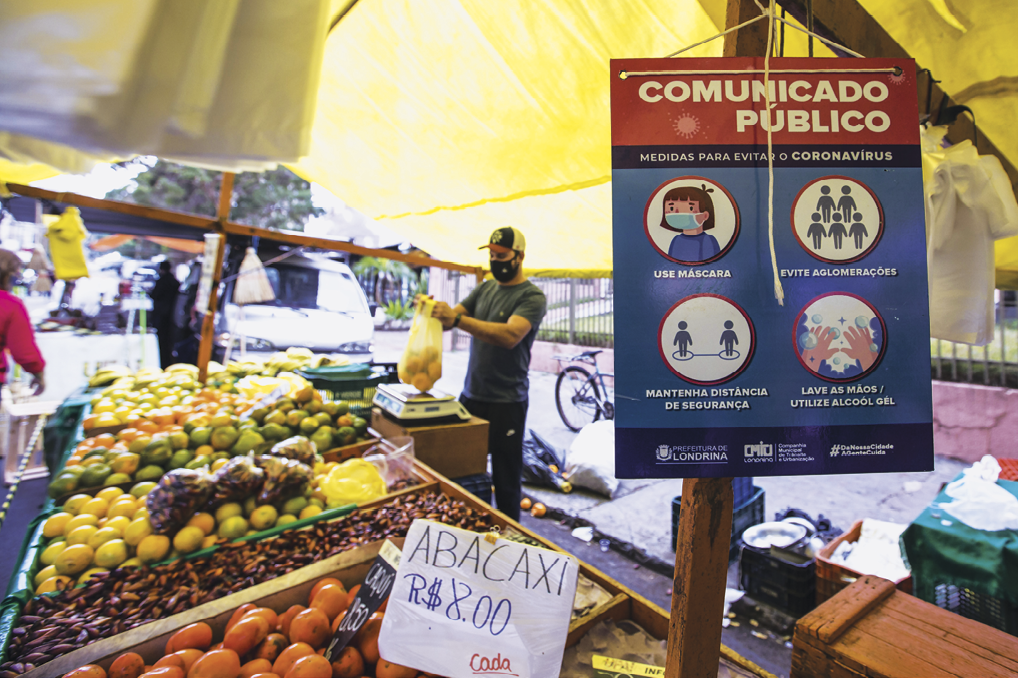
[661,185,720,262]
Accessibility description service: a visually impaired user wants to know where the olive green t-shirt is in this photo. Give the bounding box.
[460,279,547,402]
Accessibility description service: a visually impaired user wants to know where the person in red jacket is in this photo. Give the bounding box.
[0,250,45,397]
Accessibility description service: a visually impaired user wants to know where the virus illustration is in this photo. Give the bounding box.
[888,71,907,86]
[672,114,701,139]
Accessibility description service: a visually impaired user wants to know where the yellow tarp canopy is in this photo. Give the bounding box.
[3,0,1018,282]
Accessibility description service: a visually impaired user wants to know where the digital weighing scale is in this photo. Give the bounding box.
[372,383,472,424]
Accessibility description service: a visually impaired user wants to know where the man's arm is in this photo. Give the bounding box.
[430,300,532,350]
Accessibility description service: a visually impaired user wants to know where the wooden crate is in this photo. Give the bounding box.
[815,520,912,606]
[370,408,488,477]
[792,575,1018,678]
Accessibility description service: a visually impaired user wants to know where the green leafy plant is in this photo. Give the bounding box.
[383,299,415,322]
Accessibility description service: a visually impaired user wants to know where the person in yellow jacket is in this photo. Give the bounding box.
[45,206,89,281]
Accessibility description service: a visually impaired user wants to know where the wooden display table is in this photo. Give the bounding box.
[370,407,488,478]
[792,576,1018,677]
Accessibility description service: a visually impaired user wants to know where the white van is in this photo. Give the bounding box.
[218,252,374,362]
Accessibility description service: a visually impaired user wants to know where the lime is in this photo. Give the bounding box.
[282,496,309,516]
[130,481,157,498]
[243,496,257,517]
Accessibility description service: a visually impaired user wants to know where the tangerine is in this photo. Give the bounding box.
[308,578,345,604]
[271,643,314,678]
[165,622,213,654]
[240,659,273,678]
[375,661,416,678]
[64,666,107,678]
[276,605,306,637]
[108,652,145,678]
[329,647,363,678]
[243,607,279,630]
[170,649,204,674]
[223,615,270,656]
[309,585,348,622]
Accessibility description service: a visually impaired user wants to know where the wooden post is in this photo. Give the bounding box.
[196,173,234,382]
[666,478,735,678]
[664,3,767,677]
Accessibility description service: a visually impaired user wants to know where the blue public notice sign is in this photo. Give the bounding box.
[610,57,934,479]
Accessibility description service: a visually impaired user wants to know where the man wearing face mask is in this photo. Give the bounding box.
[423,227,547,521]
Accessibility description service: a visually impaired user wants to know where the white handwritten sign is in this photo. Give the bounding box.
[377,520,579,678]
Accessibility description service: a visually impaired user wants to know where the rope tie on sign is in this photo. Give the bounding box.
[632,0,889,305]
[0,414,46,534]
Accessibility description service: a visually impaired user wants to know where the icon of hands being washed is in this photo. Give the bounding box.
[799,317,880,378]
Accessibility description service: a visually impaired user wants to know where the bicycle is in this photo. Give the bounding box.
[553,350,615,431]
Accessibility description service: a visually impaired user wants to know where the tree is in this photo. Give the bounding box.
[352,256,420,305]
[106,159,324,231]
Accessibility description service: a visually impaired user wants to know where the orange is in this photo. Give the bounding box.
[287,608,330,650]
[353,614,383,665]
[170,649,204,675]
[140,667,183,678]
[375,661,416,678]
[117,428,140,442]
[344,585,361,609]
[82,415,99,431]
[153,655,186,671]
[137,420,159,434]
[225,603,258,635]
[253,634,288,663]
[276,605,306,638]
[281,655,331,678]
[189,650,241,678]
[243,607,279,630]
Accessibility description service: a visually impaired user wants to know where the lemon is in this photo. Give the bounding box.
[66,525,99,546]
[249,505,278,531]
[215,503,243,524]
[34,564,59,587]
[94,539,129,568]
[130,481,157,498]
[80,498,110,518]
[43,513,74,539]
[186,512,215,536]
[108,498,137,519]
[119,557,142,569]
[124,517,154,546]
[40,540,68,566]
[105,516,131,534]
[299,505,322,520]
[95,487,125,504]
[173,526,205,554]
[54,544,94,576]
[275,514,298,527]
[77,567,109,585]
[132,506,150,521]
[36,575,73,594]
[62,494,93,516]
[87,526,123,550]
[137,535,171,564]
[217,516,248,540]
[63,513,98,535]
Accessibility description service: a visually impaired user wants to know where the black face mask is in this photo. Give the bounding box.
[490,253,520,283]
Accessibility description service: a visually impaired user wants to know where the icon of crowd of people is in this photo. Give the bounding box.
[806,185,868,251]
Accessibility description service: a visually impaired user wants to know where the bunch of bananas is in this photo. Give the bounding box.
[87,365,132,388]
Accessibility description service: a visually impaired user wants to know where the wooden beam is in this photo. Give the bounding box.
[196,230,226,382]
[723,0,770,58]
[665,478,735,678]
[217,172,235,221]
[777,0,1018,194]
[4,183,483,276]
[5,183,215,231]
[221,222,484,276]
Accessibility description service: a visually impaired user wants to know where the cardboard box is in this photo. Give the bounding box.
[792,575,1018,678]
[370,408,488,477]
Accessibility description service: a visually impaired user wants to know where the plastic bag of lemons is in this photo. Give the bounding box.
[319,458,387,506]
[398,299,443,392]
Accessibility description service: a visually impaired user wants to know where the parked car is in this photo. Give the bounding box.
[215,251,375,362]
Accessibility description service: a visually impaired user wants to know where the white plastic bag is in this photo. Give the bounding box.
[942,455,1018,531]
[563,420,618,498]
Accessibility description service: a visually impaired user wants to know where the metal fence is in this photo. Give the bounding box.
[932,290,1018,388]
[446,275,1018,388]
